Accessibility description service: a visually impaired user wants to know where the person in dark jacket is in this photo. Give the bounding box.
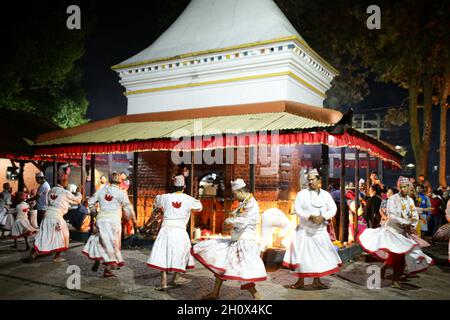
[364,185,382,228]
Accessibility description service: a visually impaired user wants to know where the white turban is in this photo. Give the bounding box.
[173,175,185,187]
[231,179,246,191]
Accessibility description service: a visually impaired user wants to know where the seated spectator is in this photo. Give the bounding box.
[69,200,90,232]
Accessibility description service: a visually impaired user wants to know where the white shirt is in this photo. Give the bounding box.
[386,193,418,234]
[88,184,134,221]
[47,185,82,216]
[294,188,337,233]
[155,192,202,224]
[15,201,30,221]
[36,181,51,210]
[225,195,260,239]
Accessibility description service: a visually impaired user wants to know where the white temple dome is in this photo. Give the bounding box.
[114,0,338,115]
[117,0,305,67]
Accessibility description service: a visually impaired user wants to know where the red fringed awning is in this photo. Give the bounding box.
[34,131,402,167]
[333,159,399,170]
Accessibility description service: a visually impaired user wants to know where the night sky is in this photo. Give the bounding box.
[80,0,190,121]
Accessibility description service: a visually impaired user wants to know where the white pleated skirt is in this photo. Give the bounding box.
[29,210,39,229]
[82,218,124,266]
[358,227,417,260]
[359,227,434,274]
[192,238,267,287]
[11,219,38,238]
[147,226,195,272]
[283,227,342,278]
[0,209,14,230]
[405,246,434,274]
[34,216,69,254]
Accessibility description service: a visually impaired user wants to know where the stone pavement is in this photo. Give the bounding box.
[0,237,449,300]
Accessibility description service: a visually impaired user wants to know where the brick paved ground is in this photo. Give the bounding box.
[0,237,449,300]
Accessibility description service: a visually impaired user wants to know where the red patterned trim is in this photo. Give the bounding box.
[103,261,125,267]
[146,263,193,273]
[357,235,418,261]
[82,250,103,261]
[240,283,256,290]
[10,230,37,239]
[191,248,226,273]
[34,245,68,254]
[281,261,300,269]
[219,275,267,282]
[191,248,266,283]
[34,131,402,167]
[293,266,341,278]
[82,251,124,266]
[409,259,434,274]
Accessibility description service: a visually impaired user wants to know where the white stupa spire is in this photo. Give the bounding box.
[116,0,305,67]
[114,0,339,115]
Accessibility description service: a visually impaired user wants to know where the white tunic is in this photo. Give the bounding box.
[34,186,82,253]
[385,193,418,234]
[147,192,202,272]
[192,195,267,287]
[11,202,38,238]
[82,184,134,266]
[294,188,337,233]
[283,188,342,278]
[0,191,14,230]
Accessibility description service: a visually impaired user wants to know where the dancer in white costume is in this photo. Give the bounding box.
[0,183,14,237]
[283,169,342,289]
[82,173,136,277]
[192,179,266,300]
[11,192,38,251]
[359,177,433,289]
[32,179,82,262]
[147,175,202,291]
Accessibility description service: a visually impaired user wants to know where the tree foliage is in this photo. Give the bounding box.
[276,0,370,110]
[0,1,94,128]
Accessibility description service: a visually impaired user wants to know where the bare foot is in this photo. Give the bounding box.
[171,277,192,285]
[252,291,262,300]
[289,279,305,289]
[391,281,404,290]
[202,292,219,300]
[155,286,169,291]
[312,281,329,289]
[103,270,116,278]
[29,249,37,260]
